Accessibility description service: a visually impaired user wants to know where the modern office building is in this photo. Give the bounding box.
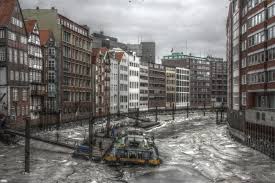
[141,42,156,63]
[227,0,275,156]
[163,52,226,108]
[165,66,176,109]
[210,58,227,107]
[139,62,149,111]
[23,8,93,122]
[92,47,110,117]
[92,31,127,51]
[128,52,140,111]
[148,63,166,109]
[25,20,46,123]
[176,67,190,108]
[0,0,29,128]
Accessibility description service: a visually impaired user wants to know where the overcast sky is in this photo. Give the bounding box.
[20,0,228,62]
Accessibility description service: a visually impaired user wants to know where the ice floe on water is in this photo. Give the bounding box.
[0,112,275,182]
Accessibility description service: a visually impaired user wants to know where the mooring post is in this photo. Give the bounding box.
[155,106,158,123]
[89,116,94,160]
[203,102,206,116]
[25,117,30,173]
[216,109,219,124]
[187,102,189,118]
[172,103,175,121]
[106,112,111,137]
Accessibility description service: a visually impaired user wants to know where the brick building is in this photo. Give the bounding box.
[148,63,166,109]
[23,8,93,123]
[227,0,275,154]
[92,47,110,117]
[0,0,29,129]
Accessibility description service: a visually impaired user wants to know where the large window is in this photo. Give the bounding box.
[0,30,5,38]
[11,17,23,28]
[247,11,265,28]
[12,88,18,101]
[0,47,5,61]
[268,4,275,19]
[248,31,265,47]
[8,31,16,41]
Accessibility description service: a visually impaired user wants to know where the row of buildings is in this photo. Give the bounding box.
[0,0,227,129]
[227,0,275,156]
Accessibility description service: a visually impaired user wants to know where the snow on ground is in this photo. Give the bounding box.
[1,112,275,183]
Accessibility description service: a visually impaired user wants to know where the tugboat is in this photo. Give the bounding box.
[104,128,161,166]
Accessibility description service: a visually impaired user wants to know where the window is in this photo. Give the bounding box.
[12,88,18,101]
[19,51,23,64]
[0,47,5,61]
[10,70,14,80]
[11,17,23,28]
[8,48,12,62]
[20,36,27,44]
[8,31,16,41]
[15,71,19,81]
[242,92,246,106]
[24,52,28,66]
[248,31,265,47]
[63,31,71,43]
[13,49,17,63]
[22,89,27,101]
[0,30,5,38]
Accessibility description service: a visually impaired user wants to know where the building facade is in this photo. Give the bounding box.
[92,47,110,117]
[109,49,129,114]
[0,0,29,128]
[227,0,275,157]
[128,52,140,111]
[148,63,166,109]
[23,8,93,122]
[25,20,46,123]
[165,66,176,109]
[39,30,59,114]
[210,58,227,107]
[176,67,190,108]
[141,42,156,63]
[163,53,226,108]
[139,62,149,111]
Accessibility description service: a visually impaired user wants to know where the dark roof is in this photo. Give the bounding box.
[0,0,16,26]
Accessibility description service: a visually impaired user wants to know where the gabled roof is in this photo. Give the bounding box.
[115,52,124,61]
[24,19,37,34]
[0,0,16,26]
[39,29,53,46]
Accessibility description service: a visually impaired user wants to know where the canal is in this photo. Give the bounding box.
[0,113,275,182]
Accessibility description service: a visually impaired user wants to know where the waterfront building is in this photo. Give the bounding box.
[0,0,29,128]
[227,0,275,154]
[109,48,129,114]
[176,67,190,108]
[139,62,149,111]
[92,47,110,117]
[23,8,93,122]
[165,66,176,109]
[128,52,140,111]
[148,63,166,109]
[162,53,226,108]
[25,20,46,124]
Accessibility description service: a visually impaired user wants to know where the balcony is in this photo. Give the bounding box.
[246,109,275,127]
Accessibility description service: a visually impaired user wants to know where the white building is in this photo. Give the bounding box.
[109,48,129,114]
[176,67,190,108]
[128,52,140,111]
[139,62,149,111]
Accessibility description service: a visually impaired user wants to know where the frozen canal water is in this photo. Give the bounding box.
[1,113,275,183]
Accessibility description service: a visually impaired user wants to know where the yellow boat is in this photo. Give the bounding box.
[103,128,161,166]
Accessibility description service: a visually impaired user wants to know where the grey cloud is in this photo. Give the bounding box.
[20,0,228,60]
